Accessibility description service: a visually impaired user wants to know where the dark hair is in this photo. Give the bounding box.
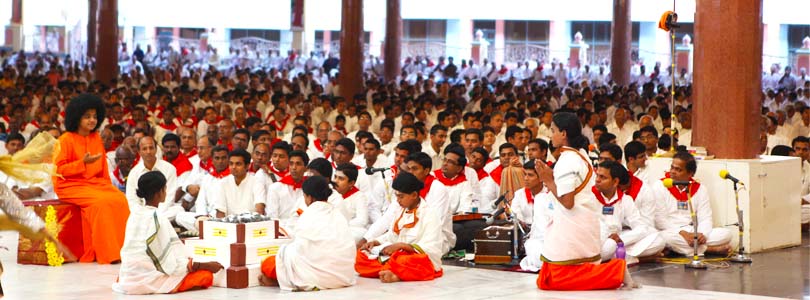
[335,138,355,155]
[364,137,381,150]
[506,125,522,140]
[599,143,623,161]
[396,139,422,154]
[292,134,310,147]
[599,160,630,185]
[639,125,658,138]
[289,150,310,165]
[465,128,484,141]
[528,138,549,151]
[499,142,518,155]
[673,151,698,174]
[523,160,537,174]
[443,144,467,166]
[229,148,252,165]
[64,94,106,132]
[592,124,608,133]
[406,152,432,170]
[450,129,465,144]
[307,158,333,178]
[161,133,181,146]
[430,124,448,136]
[623,141,646,164]
[336,163,359,182]
[234,128,251,140]
[552,112,588,150]
[272,140,292,154]
[771,145,794,156]
[135,171,167,200]
[302,176,333,201]
[658,134,673,150]
[473,147,490,161]
[212,145,230,155]
[252,129,271,142]
[6,132,25,145]
[598,132,616,146]
[792,136,810,148]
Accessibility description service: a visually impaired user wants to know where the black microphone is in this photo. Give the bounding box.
[490,193,508,210]
[485,206,507,225]
[365,167,391,175]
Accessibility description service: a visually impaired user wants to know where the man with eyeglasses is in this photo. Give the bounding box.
[639,126,665,157]
[437,145,483,252]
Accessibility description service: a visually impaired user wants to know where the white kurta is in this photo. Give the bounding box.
[327,188,370,242]
[511,187,542,225]
[652,180,732,256]
[594,190,664,261]
[375,201,444,272]
[266,178,305,223]
[275,201,357,291]
[213,174,265,216]
[126,160,178,209]
[113,205,189,294]
[519,191,553,272]
[542,147,600,262]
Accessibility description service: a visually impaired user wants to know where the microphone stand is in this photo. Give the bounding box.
[685,182,708,269]
[730,181,753,263]
[505,202,525,265]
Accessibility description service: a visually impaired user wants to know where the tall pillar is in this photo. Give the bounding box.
[340,0,364,99]
[493,20,505,65]
[610,0,631,86]
[87,0,98,58]
[96,0,119,86]
[383,0,401,82]
[4,0,23,51]
[548,20,571,63]
[762,23,788,71]
[693,0,762,159]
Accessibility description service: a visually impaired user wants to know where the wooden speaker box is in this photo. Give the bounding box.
[17,200,84,266]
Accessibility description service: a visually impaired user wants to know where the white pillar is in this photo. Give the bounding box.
[280,30,293,55]
[548,20,571,63]
[445,19,472,62]
[637,21,670,69]
[763,23,788,70]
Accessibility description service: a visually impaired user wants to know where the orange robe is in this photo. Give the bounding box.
[536,259,625,291]
[173,270,214,293]
[355,250,443,281]
[53,132,130,264]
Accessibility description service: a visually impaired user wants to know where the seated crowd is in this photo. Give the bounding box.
[1,50,808,293]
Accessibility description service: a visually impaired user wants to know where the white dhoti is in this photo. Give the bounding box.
[519,238,544,272]
[600,232,665,263]
[661,226,732,256]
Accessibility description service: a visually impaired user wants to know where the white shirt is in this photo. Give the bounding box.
[328,188,370,240]
[512,187,542,225]
[652,179,714,235]
[126,160,177,210]
[594,190,654,249]
[274,201,356,291]
[0,171,56,200]
[607,122,636,147]
[374,200,444,272]
[213,174,264,216]
[266,177,305,223]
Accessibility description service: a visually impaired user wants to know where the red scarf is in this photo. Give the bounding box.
[200,158,214,174]
[341,186,360,199]
[624,172,643,201]
[334,126,347,135]
[269,115,290,131]
[419,175,436,199]
[113,166,126,185]
[28,120,40,129]
[433,170,466,187]
[490,165,504,185]
[280,175,307,190]
[592,186,624,207]
[390,165,399,178]
[249,162,271,173]
[184,148,198,158]
[210,167,231,179]
[159,122,177,132]
[524,188,536,204]
[475,168,489,180]
[269,165,289,178]
[498,67,509,75]
[661,173,700,201]
[175,116,198,128]
[167,152,193,177]
[314,139,324,152]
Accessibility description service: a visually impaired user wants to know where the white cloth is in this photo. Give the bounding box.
[374,200,444,272]
[327,189,370,242]
[274,201,356,291]
[213,174,265,216]
[266,178,305,223]
[595,190,664,260]
[519,191,553,272]
[542,147,599,262]
[112,205,189,295]
[511,187,540,225]
[607,122,636,147]
[125,160,181,221]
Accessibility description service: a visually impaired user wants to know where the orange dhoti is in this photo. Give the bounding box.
[536,259,625,290]
[261,255,278,279]
[54,132,130,264]
[173,270,214,293]
[355,250,443,281]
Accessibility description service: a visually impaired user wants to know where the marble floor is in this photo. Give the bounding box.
[0,231,800,300]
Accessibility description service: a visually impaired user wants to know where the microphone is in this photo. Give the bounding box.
[662,178,691,188]
[490,193,508,210]
[365,167,391,175]
[719,170,743,185]
[485,206,507,225]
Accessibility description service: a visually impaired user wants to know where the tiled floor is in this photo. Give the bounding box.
[0,231,799,300]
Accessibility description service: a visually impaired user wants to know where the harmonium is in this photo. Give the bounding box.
[473,224,523,265]
[184,213,291,289]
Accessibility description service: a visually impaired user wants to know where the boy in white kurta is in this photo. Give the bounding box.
[593,161,664,263]
[114,171,223,294]
[264,150,309,230]
[329,163,370,242]
[356,172,444,282]
[213,149,265,217]
[519,161,554,272]
[259,176,356,291]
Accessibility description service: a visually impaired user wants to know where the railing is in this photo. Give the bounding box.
[401,41,447,59]
[503,43,550,63]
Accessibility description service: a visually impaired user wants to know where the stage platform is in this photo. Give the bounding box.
[1,231,804,300]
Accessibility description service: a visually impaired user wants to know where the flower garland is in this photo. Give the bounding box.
[44,205,64,267]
